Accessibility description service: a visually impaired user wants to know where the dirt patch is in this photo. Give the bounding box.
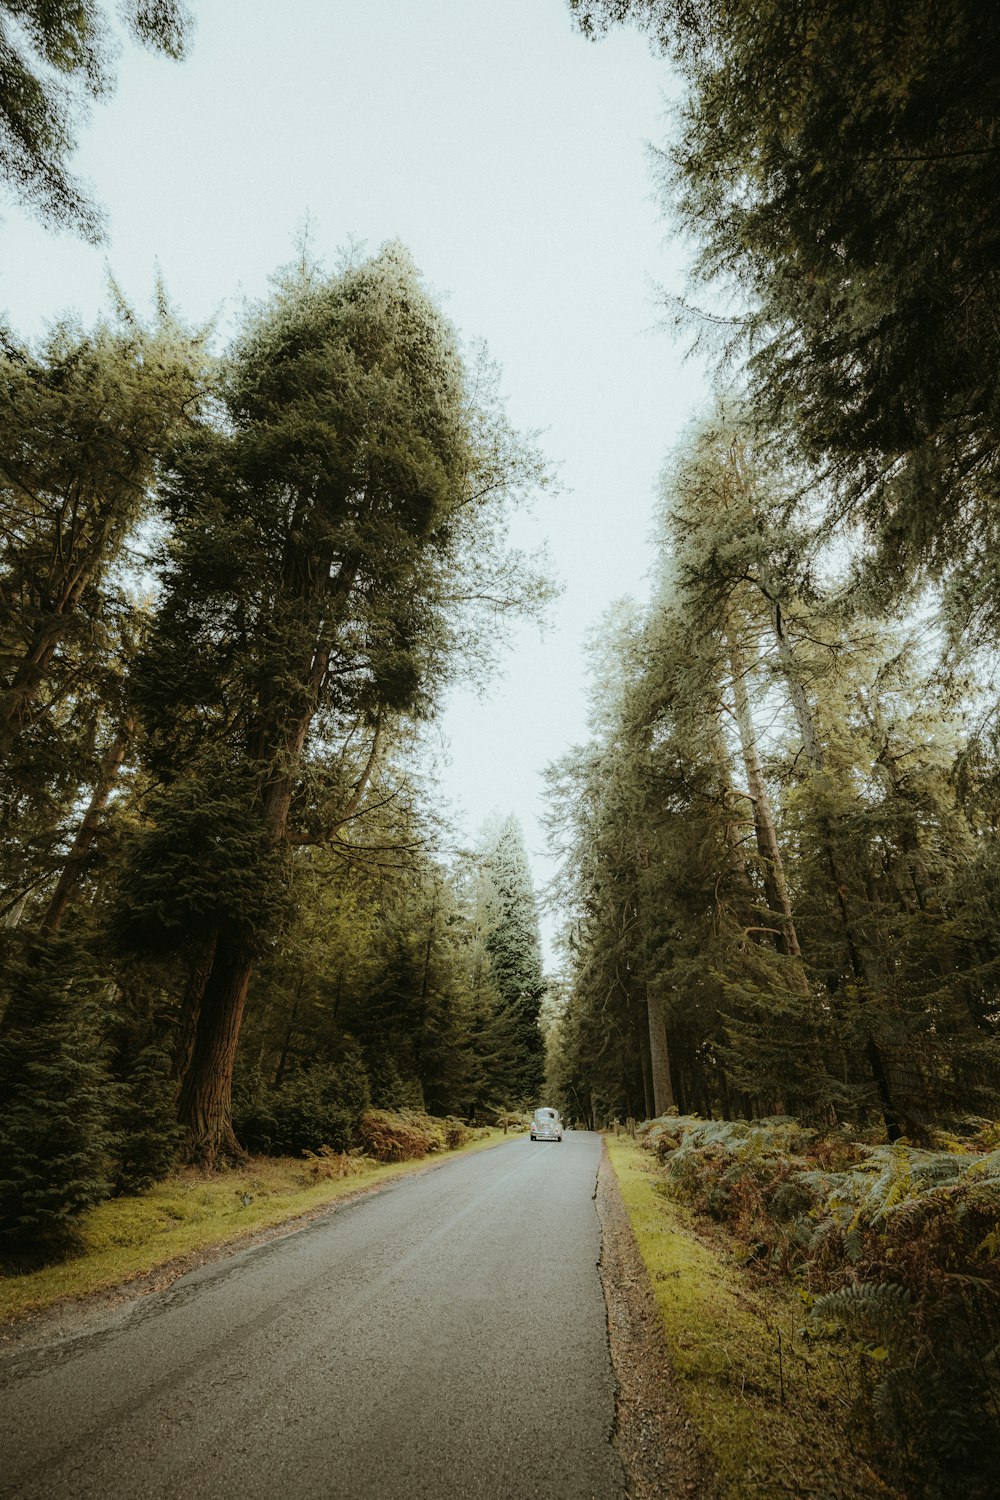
[597,1141,716,1500]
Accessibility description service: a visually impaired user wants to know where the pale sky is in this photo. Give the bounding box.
[0,0,707,963]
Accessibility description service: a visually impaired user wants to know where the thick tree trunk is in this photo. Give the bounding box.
[637,996,655,1119]
[173,552,364,1160]
[172,932,219,1087]
[729,632,843,1125]
[176,924,255,1163]
[646,983,676,1116]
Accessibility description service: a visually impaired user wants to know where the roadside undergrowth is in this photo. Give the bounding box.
[605,1135,899,1500]
[0,1128,504,1326]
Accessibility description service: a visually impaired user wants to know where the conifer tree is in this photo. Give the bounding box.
[0,298,210,935]
[573,0,1000,637]
[125,244,548,1160]
[0,0,193,239]
[480,815,547,1104]
[549,405,1000,1133]
[0,935,112,1253]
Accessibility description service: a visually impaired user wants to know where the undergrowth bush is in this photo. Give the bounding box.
[301,1145,369,1181]
[233,1053,370,1156]
[358,1108,448,1161]
[442,1116,473,1149]
[636,1113,1000,1499]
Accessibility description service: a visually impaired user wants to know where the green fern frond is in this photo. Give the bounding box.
[811,1280,912,1339]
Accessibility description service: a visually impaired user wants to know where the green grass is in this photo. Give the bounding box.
[0,1130,505,1325]
[606,1135,900,1500]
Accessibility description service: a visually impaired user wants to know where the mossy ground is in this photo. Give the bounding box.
[605,1135,900,1500]
[0,1130,505,1325]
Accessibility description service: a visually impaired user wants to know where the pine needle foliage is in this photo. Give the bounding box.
[574,1,1000,640]
[0,0,193,238]
[0,935,114,1255]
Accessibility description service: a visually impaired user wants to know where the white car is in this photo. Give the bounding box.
[530,1107,563,1142]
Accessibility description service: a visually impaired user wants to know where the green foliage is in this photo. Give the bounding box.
[636,1113,1000,1498]
[112,755,290,953]
[0,0,192,238]
[0,938,114,1255]
[479,815,547,1103]
[0,301,211,927]
[358,1107,447,1162]
[548,410,1000,1139]
[118,242,549,1159]
[110,1043,183,1195]
[577,1,1000,642]
[232,1049,370,1157]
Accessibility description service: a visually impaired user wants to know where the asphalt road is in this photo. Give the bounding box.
[0,1132,625,1500]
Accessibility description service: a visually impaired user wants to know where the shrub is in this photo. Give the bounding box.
[442,1116,472,1149]
[366,1054,424,1111]
[0,945,114,1259]
[635,1113,1000,1498]
[302,1145,368,1181]
[111,1043,183,1194]
[233,1050,370,1157]
[358,1108,446,1162]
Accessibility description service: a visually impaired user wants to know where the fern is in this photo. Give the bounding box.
[812,1279,912,1339]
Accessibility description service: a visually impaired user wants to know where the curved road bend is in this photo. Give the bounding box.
[0,1132,625,1500]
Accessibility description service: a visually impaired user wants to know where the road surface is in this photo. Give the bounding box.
[0,1132,624,1499]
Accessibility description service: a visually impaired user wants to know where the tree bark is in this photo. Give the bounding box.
[176,924,255,1163]
[175,557,362,1160]
[646,983,676,1116]
[637,995,655,1119]
[172,932,219,1087]
[728,635,807,973]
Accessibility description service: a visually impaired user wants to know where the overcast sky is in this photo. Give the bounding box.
[0,0,708,963]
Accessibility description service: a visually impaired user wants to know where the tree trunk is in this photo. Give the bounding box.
[172,932,219,1086]
[176,924,255,1162]
[175,657,335,1153]
[728,635,807,973]
[646,983,676,1115]
[172,545,364,1159]
[637,996,655,1118]
[40,719,134,933]
[273,980,304,1088]
[766,604,903,1141]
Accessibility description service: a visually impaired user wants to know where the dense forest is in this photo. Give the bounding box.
[549,0,1000,1140]
[0,0,997,1322]
[1,3,998,1493]
[0,234,551,1250]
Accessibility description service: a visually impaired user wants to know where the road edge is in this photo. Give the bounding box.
[0,1135,511,1353]
[596,1136,716,1500]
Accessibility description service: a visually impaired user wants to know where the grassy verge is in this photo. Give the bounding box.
[0,1129,506,1326]
[605,1135,899,1500]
